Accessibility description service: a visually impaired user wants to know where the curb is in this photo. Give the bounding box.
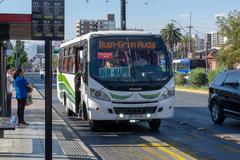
[176,88,208,95]
[34,87,97,160]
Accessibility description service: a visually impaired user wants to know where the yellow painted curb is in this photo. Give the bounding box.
[176,88,208,95]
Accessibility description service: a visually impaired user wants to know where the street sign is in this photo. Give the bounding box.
[32,0,64,40]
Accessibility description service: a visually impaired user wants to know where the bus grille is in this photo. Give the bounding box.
[114,107,157,115]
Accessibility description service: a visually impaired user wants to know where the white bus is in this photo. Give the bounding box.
[57,31,175,131]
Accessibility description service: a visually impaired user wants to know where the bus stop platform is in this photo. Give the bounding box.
[0,88,96,160]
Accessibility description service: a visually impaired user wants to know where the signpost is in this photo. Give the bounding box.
[32,0,64,159]
[32,0,64,40]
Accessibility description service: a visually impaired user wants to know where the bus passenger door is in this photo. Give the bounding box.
[75,46,84,116]
[57,50,63,102]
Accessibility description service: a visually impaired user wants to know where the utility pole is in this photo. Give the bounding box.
[186,12,193,58]
[15,40,19,70]
[121,0,126,30]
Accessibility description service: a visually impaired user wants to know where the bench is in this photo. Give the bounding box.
[0,117,15,138]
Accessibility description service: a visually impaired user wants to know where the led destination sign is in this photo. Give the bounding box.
[98,40,156,50]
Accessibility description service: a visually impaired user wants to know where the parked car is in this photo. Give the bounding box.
[208,70,240,124]
[40,69,45,78]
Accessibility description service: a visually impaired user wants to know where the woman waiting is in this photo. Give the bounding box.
[14,69,32,125]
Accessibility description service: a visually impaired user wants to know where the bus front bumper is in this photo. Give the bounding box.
[87,97,174,121]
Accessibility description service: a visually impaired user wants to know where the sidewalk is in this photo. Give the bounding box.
[0,89,96,160]
[175,87,208,95]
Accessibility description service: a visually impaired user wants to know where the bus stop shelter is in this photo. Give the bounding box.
[0,14,32,138]
[0,0,65,156]
[0,13,32,116]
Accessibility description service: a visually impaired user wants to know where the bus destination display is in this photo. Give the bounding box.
[32,0,64,40]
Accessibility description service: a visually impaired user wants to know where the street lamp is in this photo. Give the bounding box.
[171,19,188,34]
[171,19,193,58]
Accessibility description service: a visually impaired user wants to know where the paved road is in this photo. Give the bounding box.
[26,72,240,160]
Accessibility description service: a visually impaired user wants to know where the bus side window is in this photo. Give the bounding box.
[68,56,73,73]
[82,41,88,85]
[63,57,68,72]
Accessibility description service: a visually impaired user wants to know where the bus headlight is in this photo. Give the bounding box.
[159,88,175,100]
[90,88,111,101]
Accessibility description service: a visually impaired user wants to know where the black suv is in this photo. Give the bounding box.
[208,70,240,124]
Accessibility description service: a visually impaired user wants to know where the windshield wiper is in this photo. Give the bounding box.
[126,38,135,81]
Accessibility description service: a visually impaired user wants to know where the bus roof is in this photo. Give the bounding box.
[60,30,160,48]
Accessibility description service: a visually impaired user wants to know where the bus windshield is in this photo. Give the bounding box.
[176,63,189,70]
[90,36,171,82]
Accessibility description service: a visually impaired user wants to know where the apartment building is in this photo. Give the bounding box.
[76,14,115,36]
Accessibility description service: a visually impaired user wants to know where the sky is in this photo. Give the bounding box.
[1,0,240,41]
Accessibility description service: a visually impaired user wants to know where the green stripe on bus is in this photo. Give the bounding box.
[58,82,75,97]
[110,93,133,100]
[57,74,75,94]
[139,92,160,99]
[59,90,75,103]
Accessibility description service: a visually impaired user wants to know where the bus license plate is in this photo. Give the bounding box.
[128,114,145,119]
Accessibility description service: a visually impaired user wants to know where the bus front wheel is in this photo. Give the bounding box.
[64,93,73,116]
[82,104,88,121]
[89,120,100,132]
[148,119,161,131]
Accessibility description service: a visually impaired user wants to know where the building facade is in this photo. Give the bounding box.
[76,14,115,37]
[192,34,205,51]
[205,31,226,49]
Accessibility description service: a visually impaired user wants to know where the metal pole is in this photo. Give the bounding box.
[0,43,6,117]
[0,43,3,138]
[45,40,52,160]
[0,43,3,116]
[121,0,126,30]
[188,12,192,58]
[3,49,7,116]
[15,40,19,70]
[205,42,209,70]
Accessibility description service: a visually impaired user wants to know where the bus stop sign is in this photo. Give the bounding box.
[32,0,64,40]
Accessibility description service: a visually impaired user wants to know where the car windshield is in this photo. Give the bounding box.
[90,36,171,82]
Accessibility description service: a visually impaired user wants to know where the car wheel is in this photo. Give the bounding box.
[148,119,161,131]
[210,100,225,124]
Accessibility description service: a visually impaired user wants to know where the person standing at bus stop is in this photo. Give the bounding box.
[6,66,14,116]
[13,69,32,125]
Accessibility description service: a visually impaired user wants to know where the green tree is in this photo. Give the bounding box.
[7,40,28,69]
[52,54,58,71]
[180,35,189,58]
[160,23,182,57]
[216,10,240,68]
[188,68,208,88]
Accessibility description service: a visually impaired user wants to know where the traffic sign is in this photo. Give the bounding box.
[32,0,64,40]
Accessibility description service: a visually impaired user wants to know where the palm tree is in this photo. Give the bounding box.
[180,35,189,58]
[160,23,182,57]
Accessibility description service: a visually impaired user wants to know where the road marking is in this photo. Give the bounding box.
[92,142,197,160]
[151,142,196,160]
[139,144,168,160]
[113,146,151,160]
